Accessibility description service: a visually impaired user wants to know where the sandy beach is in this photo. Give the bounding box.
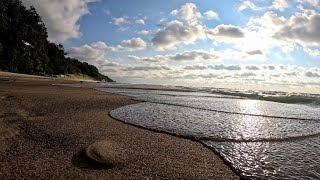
[0,72,239,179]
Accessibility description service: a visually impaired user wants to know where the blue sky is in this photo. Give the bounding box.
[22,0,320,93]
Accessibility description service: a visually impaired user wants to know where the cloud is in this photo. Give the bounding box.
[120,37,147,51]
[123,65,172,71]
[21,0,95,43]
[181,64,299,75]
[271,0,289,11]
[100,61,122,67]
[298,0,320,7]
[239,72,257,77]
[128,55,165,63]
[129,48,268,63]
[153,3,245,50]
[107,62,320,93]
[113,17,127,26]
[152,20,205,50]
[170,3,202,25]
[135,19,145,25]
[128,50,220,62]
[246,65,260,70]
[67,38,147,65]
[209,64,242,71]
[284,72,298,76]
[247,50,263,55]
[184,65,207,70]
[305,48,320,57]
[169,50,219,61]
[138,30,150,35]
[66,41,131,77]
[184,64,241,71]
[206,24,245,40]
[100,68,117,72]
[238,1,262,11]
[263,65,276,70]
[66,41,108,64]
[203,10,219,20]
[273,12,320,46]
[234,11,301,55]
[305,71,320,77]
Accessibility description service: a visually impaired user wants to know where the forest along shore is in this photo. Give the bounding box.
[0,73,239,179]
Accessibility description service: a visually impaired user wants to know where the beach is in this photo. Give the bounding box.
[0,72,239,179]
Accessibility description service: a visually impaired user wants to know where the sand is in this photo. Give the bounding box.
[0,72,239,179]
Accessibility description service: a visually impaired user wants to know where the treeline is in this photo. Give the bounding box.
[0,0,113,81]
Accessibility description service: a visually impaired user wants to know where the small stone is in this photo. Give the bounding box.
[86,141,128,166]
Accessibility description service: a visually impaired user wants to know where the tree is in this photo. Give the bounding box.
[0,0,113,81]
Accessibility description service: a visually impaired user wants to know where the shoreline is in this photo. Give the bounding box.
[0,72,239,179]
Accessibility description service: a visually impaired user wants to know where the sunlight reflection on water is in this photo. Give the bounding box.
[103,87,320,179]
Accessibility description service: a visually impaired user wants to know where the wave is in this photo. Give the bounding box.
[110,102,320,144]
[69,82,320,106]
[207,89,320,106]
[130,99,320,121]
[199,132,320,143]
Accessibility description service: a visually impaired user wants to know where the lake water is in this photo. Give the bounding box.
[72,83,320,179]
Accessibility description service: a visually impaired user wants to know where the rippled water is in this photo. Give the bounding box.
[72,83,320,179]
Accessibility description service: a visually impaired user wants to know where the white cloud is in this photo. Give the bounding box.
[305,71,320,77]
[184,65,207,70]
[22,0,95,43]
[169,50,220,61]
[120,37,147,51]
[206,24,245,40]
[138,30,150,35]
[271,0,289,11]
[305,48,320,57]
[152,3,253,51]
[246,65,260,70]
[135,19,145,25]
[238,1,262,11]
[113,17,127,26]
[128,55,164,63]
[123,65,172,71]
[273,12,320,47]
[247,50,263,55]
[227,12,293,55]
[66,42,129,77]
[298,0,320,7]
[203,10,219,20]
[239,72,257,77]
[66,41,109,65]
[170,3,202,25]
[128,50,220,62]
[129,48,266,63]
[184,64,241,71]
[152,20,205,50]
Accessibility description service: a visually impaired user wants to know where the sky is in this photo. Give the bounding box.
[22,0,320,93]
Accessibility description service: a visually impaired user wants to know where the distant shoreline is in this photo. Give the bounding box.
[0,71,101,82]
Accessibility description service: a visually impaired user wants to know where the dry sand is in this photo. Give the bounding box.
[0,72,239,179]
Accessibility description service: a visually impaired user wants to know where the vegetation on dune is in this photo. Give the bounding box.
[0,0,113,81]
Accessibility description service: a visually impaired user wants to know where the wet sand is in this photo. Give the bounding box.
[0,72,239,179]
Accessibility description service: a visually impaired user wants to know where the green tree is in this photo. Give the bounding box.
[0,0,113,81]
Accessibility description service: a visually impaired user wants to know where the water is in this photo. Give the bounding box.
[71,83,320,179]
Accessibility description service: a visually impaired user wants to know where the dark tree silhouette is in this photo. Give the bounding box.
[0,0,113,81]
